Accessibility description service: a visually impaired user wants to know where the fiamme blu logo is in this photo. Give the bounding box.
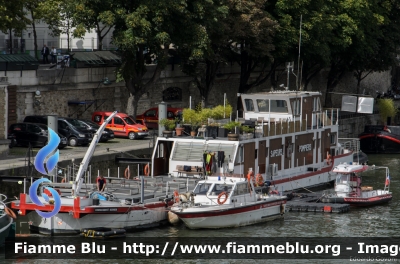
[29,128,61,218]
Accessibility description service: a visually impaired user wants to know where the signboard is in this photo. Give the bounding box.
[341,95,374,114]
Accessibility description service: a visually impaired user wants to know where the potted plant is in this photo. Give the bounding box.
[240,125,255,140]
[223,121,241,141]
[174,117,185,136]
[159,118,176,137]
[182,108,202,137]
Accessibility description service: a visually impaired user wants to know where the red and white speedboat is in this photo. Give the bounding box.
[11,111,173,235]
[321,163,392,206]
[170,175,287,229]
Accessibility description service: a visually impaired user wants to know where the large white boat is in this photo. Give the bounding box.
[150,90,355,192]
[11,112,174,235]
[170,176,287,229]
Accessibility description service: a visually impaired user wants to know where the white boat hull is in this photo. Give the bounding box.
[172,199,286,229]
[28,207,168,235]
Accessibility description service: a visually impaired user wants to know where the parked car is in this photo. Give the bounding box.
[136,107,182,129]
[23,115,92,147]
[92,111,149,139]
[8,123,68,149]
[76,119,115,142]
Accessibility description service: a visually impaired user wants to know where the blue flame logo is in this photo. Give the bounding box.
[29,128,61,218]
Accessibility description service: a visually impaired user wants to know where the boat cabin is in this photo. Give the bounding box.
[191,178,256,205]
[151,91,354,192]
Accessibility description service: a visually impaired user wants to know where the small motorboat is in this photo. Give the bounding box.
[0,194,15,247]
[169,172,287,229]
[321,163,392,206]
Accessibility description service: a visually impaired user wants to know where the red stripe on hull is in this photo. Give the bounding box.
[343,195,392,207]
[271,152,352,185]
[175,199,286,218]
[359,134,400,144]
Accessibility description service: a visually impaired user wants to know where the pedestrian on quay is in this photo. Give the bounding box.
[41,44,49,64]
[50,46,57,64]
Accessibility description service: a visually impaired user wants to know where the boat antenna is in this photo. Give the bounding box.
[297,15,302,91]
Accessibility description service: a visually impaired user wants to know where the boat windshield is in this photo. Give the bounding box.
[193,183,212,195]
[336,174,349,185]
[210,184,232,196]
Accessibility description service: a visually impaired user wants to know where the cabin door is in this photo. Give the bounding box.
[243,142,255,174]
[258,140,266,173]
[153,141,174,176]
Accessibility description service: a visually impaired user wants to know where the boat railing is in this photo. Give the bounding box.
[338,138,361,153]
[255,109,339,138]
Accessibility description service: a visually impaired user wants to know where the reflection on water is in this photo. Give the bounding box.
[3,154,399,263]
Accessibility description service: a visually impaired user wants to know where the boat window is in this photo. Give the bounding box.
[256,99,269,112]
[235,145,244,163]
[270,100,288,113]
[291,99,300,116]
[313,97,321,112]
[210,184,232,196]
[193,183,212,195]
[330,133,336,145]
[337,174,348,184]
[244,99,255,111]
[233,183,251,195]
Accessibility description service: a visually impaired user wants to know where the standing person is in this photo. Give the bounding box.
[41,44,49,64]
[50,46,57,64]
[97,175,106,192]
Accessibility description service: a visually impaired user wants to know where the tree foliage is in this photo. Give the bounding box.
[72,0,114,50]
[0,0,30,53]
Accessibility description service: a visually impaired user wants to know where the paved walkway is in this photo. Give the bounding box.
[0,137,155,172]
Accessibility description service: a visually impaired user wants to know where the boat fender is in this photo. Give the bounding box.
[144,164,150,176]
[217,192,228,205]
[280,203,285,215]
[173,190,180,203]
[5,206,16,219]
[124,167,130,179]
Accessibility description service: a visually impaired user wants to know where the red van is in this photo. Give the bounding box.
[136,107,182,129]
[92,111,149,139]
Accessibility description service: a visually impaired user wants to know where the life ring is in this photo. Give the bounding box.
[5,206,16,219]
[217,192,228,205]
[173,190,180,203]
[124,167,130,179]
[144,164,150,176]
[327,153,332,165]
[255,173,264,187]
[61,178,66,183]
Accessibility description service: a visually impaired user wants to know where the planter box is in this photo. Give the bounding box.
[207,126,219,138]
[218,128,228,138]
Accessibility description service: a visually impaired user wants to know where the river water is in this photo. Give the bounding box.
[2,154,399,263]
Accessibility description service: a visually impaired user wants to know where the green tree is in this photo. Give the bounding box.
[72,0,114,50]
[41,0,76,51]
[179,1,228,107]
[25,0,47,59]
[226,0,277,94]
[323,0,400,107]
[111,0,227,118]
[0,0,29,54]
